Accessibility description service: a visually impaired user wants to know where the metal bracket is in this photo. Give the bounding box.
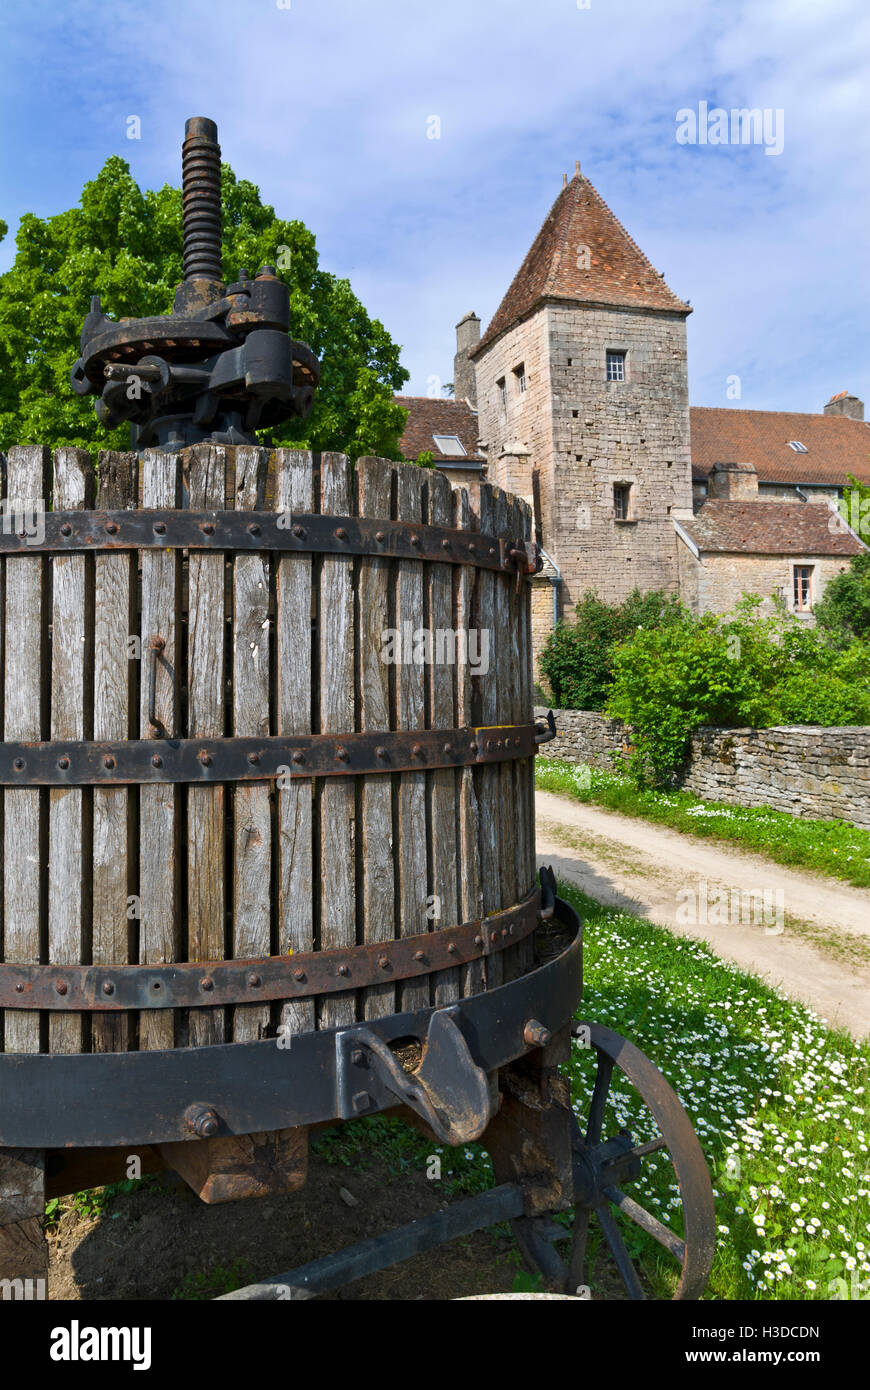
[336,1008,495,1145]
[534,709,557,745]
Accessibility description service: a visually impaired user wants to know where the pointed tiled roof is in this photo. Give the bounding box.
[690,408,870,487]
[472,170,690,355]
[677,499,864,557]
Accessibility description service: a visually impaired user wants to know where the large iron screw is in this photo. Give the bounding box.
[523,1019,552,1048]
[185,1104,219,1138]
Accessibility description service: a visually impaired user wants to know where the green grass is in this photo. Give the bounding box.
[536,757,870,888]
[315,885,870,1300]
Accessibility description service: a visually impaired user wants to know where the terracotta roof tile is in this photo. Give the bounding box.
[678,499,864,556]
[690,407,870,488]
[395,396,484,466]
[473,172,689,355]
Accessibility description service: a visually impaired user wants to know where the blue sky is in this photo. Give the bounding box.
[1,0,868,413]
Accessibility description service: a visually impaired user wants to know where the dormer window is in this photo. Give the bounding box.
[513,363,526,394]
[787,441,808,453]
[432,434,466,457]
[606,351,626,382]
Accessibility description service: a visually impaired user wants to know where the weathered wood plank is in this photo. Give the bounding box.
[139,449,180,1052]
[157,1128,307,1204]
[395,465,428,1012]
[454,486,484,998]
[318,453,356,1030]
[516,495,536,974]
[186,444,227,1048]
[0,1147,46,1283]
[232,446,271,1042]
[92,453,137,1054]
[49,448,93,1054]
[499,494,522,981]
[356,457,395,1021]
[275,450,314,1038]
[468,481,501,990]
[425,469,459,1006]
[3,445,49,1054]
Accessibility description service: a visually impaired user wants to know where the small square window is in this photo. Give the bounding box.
[497,377,506,408]
[606,351,626,382]
[432,434,467,457]
[793,564,813,611]
[613,482,632,520]
[513,363,526,393]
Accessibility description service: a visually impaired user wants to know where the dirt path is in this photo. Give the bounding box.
[536,790,870,1038]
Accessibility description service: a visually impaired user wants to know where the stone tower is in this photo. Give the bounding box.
[470,165,694,620]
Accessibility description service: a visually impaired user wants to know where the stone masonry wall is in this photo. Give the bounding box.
[678,550,853,618]
[535,706,870,827]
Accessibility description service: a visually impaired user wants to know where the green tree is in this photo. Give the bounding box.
[539,587,685,709]
[0,157,409,458]
[815,478,870,641]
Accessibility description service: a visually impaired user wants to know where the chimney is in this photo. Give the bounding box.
[453,312,480,408]
[708,461,758,501]
[824,390,864,421]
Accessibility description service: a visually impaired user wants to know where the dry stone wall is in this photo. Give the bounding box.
[535,707,870,827]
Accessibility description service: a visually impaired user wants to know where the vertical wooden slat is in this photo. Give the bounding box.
[318,453,356,1030]
[356,457,395,1021]
[186,444,227,1048]
[516,495,536,974]
[469,480,502,990]
[425,469,459,1006]
[275,450,314,1038]
[499,494,522,981]
[92,452,136,1054]
[395,464,428,1012]
[3,446,48,1054]
[232,446,271,1041]
[454,486,484,998]
[139,448,180,1052]
[48,449,92,1055]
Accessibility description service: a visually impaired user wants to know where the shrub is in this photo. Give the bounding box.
[539,587,684,709]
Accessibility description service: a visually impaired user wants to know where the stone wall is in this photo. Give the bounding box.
[535,706,870,827]
[676,547,852,619]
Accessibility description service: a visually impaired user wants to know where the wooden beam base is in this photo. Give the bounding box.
[157,1127,308,1204]
[0,1148,48,1291]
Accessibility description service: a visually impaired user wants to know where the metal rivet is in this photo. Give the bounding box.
[247,522,261,536]
[151,754,163,768]
[412,743,423,757]
[336,746,349,762]
[468,543,476,554]
[441,538,451,550]
[199,751,213,767]
[410,534,420,547]
[200,978,214,992]
[105,522,119,535]
[14,758,24,771]
[293,968,306,982]
[247,751,260,764]
[58,757,70,770]
[489,547,496,556]
[447,942,457,955]
[502,928,509,938]
[291,751,304,764]
[378,955,389,969]
[201,522,215,535]
[151,981,161,991]
[102,981,115,996]
[55,980,68,996]
[14,982,24,994]
[490,931,499,944]
[335,527,348,541]
[60,522,72,537]
[154,521,166,534]
[474,935,484,948]
[292,524,305,539]
[376,746,387,759]
[248,973,262,988]
[414,950,425,962]
[443,743,452,755]
[375,530,386,543]
[486,740,494,752]
[104,755,115,769]
[338,964,349,977]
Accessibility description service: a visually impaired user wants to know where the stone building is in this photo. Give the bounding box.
[397,166,869,665]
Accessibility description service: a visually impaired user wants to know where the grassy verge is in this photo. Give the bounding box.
[536,757,870,888]
[314,885,869,1300]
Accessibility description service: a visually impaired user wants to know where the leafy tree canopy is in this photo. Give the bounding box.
[815,477,870,641]
[0,156,409,458]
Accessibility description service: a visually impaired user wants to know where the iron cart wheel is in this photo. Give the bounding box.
[513,1022,716,1300]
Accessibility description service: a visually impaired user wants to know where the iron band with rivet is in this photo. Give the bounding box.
[0,889,542,1011]
[0,508,542,577]
[0,722,549,786]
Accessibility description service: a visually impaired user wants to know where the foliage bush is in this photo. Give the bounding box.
[605,597,870,785]
[539,587,684,710]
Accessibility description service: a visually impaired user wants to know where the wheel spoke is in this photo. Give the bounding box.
[597,1202,646,1300]
[604,1184,685,1262]
[567,1207,590,1294]
[585,1052,614,1145]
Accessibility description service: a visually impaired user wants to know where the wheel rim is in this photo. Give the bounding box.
[567,1022,715,1300]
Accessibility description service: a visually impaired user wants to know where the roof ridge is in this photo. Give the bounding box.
[581,176,676,295]
[541,176,579,297]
